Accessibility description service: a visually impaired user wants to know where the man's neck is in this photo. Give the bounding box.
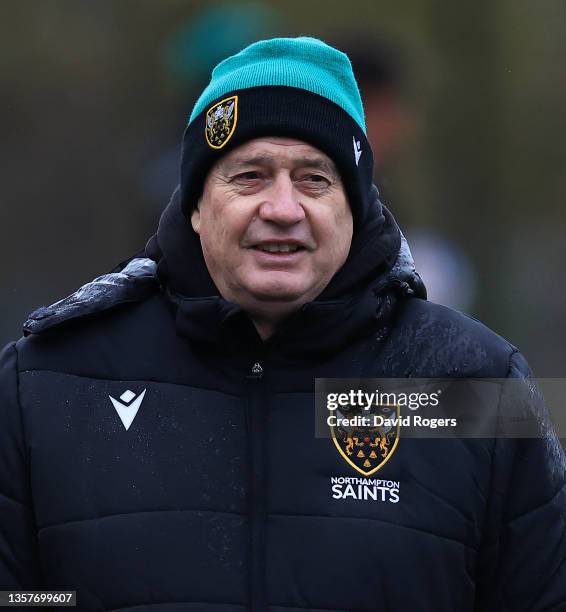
[248,305,300,341]
[220,292,309,341]
[250,315,277,341]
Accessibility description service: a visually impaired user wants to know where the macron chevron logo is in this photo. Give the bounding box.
[353,136,362,166]
[109,389,146,431]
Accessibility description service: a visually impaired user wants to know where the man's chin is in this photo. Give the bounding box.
[248,287,306,304]
[239,278,319,304]
[226,274,325,310]
[236,273,313,303]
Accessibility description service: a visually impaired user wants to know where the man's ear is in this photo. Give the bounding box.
[190,204,201,234]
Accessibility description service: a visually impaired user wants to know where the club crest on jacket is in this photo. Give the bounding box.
[331,403,400,476]
[205,96,238,149]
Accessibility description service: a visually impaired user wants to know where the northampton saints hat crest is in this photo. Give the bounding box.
[205,95,238,149]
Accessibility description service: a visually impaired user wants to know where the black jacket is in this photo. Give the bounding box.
[1,189,565,611]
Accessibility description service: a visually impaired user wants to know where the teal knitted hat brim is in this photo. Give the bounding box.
[188,37,366,132]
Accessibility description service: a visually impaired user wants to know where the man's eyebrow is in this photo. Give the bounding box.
[296,157,340,179]
[221,155,340,179]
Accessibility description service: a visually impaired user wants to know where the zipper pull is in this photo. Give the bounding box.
[249,362,264,379]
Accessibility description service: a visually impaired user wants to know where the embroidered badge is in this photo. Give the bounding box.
[205,96,238,149]
[331,403,400,476]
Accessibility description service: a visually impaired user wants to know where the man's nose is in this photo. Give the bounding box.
[258,175,305,225]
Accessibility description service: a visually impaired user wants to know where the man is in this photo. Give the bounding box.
[1,37,565,611]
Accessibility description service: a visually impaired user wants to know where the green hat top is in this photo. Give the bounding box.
[188,36,366,132]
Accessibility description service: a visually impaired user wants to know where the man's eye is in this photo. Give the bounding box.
[300,174,330,186]
[235,171,261,181]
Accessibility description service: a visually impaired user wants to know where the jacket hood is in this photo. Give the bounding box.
[145,185,425,355]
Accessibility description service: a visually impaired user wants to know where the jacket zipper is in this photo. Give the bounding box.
[246,360,267,611]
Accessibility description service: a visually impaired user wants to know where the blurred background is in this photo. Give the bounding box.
[1,0,565,377]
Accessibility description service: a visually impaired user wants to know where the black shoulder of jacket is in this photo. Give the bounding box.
[384,297,524,378]
[22,258,158,337]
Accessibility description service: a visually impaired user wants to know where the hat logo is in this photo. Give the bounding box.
[205,96,238,149]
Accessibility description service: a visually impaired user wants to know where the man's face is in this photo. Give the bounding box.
[191,137,353,317]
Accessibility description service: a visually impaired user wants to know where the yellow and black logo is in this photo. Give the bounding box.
[331,404,400,476]
[205,95,238,149]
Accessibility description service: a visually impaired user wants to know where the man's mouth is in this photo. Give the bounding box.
[253,243,305,254]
